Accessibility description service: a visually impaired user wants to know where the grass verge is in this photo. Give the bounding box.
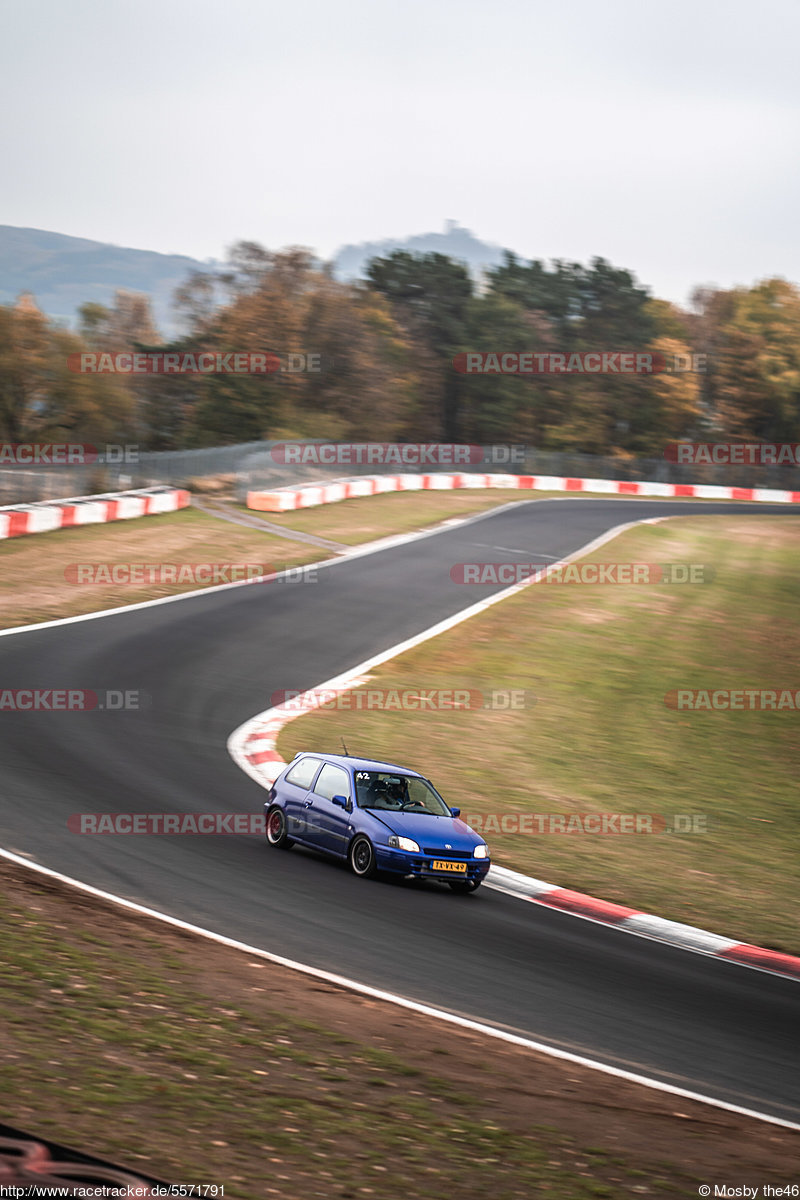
[246,488,551,544]
[2,861,797,1198]
[0,508,321,629]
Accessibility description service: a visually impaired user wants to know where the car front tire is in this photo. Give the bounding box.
[449,879,481,893]
[266,806,293,849]
[349,835,377,878]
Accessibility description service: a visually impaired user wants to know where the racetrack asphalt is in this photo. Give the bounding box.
[1,498,798,1123]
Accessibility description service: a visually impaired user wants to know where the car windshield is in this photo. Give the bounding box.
[354,771,451,816]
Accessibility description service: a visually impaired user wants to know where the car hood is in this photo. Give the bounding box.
[369,811,482,849]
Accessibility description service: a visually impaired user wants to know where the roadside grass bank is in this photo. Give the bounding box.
[242,488,554,543]
[2,861,797,1199]
[0,508,321,630]
[278,516,800,953]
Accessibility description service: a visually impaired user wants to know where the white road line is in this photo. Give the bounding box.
[0,845,796,1131]
[3,498,795,1127]
[471,544,561,557]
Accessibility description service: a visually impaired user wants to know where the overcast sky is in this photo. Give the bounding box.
[1,0,798,305]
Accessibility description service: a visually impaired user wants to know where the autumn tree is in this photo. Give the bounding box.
[691,279,800,442]
[0,295,49,441]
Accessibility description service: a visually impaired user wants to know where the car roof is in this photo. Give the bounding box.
[293,752,423,777]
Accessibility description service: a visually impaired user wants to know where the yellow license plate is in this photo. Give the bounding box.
[431,859,467,873]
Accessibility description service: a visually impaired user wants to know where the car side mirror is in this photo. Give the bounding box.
[450,807,461,818]
[332,794,352,812]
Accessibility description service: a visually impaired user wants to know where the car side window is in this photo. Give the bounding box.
[313,763,350,802]
[284,757,322,790]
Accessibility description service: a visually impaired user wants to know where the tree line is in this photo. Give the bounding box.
[1,242,799,457]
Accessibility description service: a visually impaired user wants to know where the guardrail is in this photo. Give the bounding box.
[247,472,800,512]
[3,440,798,504]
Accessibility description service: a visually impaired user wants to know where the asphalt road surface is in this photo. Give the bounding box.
[1,499,798,1122]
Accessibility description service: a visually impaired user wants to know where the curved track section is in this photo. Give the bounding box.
[1,499,798,1123]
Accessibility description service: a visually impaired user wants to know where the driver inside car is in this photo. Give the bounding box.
[385,780,406,805]
[364,778,390,807]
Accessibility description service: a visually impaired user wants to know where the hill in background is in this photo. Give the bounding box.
[0,226,217,335]
[0,221,509,333]
[331,219,508,280]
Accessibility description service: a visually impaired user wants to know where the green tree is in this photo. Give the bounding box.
[366,251,473,439]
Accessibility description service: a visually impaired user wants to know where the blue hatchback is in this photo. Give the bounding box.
[265,753,490,892]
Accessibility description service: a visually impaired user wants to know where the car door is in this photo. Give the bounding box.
[308,763,352,855]
[279,756,323,841]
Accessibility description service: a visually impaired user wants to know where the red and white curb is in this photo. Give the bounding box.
[248,470,800,512]
[487,868,800,980]
[228,519,800,986]
[0,486,191,539]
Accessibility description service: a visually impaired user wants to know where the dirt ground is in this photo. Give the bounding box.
[1,860,798,1198]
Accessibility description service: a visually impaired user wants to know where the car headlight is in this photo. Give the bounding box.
[473,844,489,859]
[387,835,420,853]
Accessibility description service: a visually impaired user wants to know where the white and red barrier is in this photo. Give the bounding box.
[0,486,191,540]
[248,472,800,513]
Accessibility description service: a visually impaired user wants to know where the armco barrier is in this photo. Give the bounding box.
[247,472,800,512]
[0,485,191,540]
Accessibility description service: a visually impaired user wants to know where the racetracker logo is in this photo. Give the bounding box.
[665,689,800,710]
[67,352,324,374]
[0,442,138,465]
[453,352,707,375]
[270,687,534,712]
[68,813,268,834]
[450,562,714,585]
[664,442,800,465]
[63,563,318,586]
[462,813,708,834]
[269,442,507,466]
[0,689,146,711]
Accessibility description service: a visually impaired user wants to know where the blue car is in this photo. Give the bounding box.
[265,752,490,892]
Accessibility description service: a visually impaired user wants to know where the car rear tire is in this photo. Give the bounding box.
[349,835,377,879]
[449,879,481,893]
[266,807,293,849]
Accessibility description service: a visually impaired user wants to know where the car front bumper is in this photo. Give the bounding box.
[375,846,490,883]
